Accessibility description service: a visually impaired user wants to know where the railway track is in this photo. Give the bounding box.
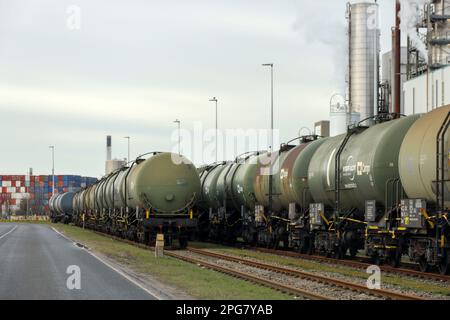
[88,230,427,299]
[90,231,329,299]
[186,247,424,301]
[166,250,331,300]
[252,247,450,283]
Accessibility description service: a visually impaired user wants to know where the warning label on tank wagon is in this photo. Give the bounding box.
[400,199,426,229]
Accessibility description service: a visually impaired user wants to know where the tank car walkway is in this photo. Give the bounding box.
[0,223,156,300]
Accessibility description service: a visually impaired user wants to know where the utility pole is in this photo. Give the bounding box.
[262,63,274,215]
[394,0,401,116]
[49,146,55,196]
[124,136,131,162]
[173,119,181,155]
[209,97,218,162]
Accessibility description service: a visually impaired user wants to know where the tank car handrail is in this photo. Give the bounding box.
[124,160,138,209]
[135,151,164,161]
[355,113,406,128]
[94,176,108,211]
[102,174,113,210]
[199,162,226,201]
[111,166,127,215]
[283,135,322,147]
[234,151,266,163]
[224,163,241,212]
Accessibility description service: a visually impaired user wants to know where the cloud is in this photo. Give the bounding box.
[0,0,396,176]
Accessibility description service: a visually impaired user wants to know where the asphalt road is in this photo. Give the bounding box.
[0,223,157,300]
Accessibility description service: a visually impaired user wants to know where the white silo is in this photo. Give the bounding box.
[347,1,380,124]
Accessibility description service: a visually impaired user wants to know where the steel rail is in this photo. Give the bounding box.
[91,231,329,299]
[253,247,450,283]
[166,251,330,300]
[188,248,424,301]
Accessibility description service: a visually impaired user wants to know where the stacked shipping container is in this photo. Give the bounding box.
[0,175,97,216]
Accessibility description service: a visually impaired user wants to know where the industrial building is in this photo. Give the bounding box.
[392,0,450,115]
[327,0,450,136]
[381,47,408,114]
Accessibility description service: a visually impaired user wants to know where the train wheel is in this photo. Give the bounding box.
[418,257,429,273]
[349,247,358,259]
[438,251,450,275]
[334,246,346,260]
[371,253,383,266]
[389,249,401,268]
[179,237,188,249]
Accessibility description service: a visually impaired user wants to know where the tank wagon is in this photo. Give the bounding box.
[49,192,75,224]
[307,114,420,259]
[198,105,450,275]
[197,151,266,244]
[366,106,450,273]
[197,136,323,249]
[59,152,201,248]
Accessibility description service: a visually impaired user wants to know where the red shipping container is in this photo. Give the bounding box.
[2,187,6,193]
[58,181,63,187]
[10,199,16,205]
[49,181,53,187]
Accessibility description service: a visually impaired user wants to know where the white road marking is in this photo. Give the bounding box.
[51,226,163,300]
[0,225,18,240]
[83,248,164,300]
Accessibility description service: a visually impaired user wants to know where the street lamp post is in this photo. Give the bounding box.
[209,97,218,162]
[262,63,274,215]
[49,146,55,196]
[173,119,181,155]
[124,136,130,163]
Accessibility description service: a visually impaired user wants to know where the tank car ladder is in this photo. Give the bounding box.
[436,110,450,274]
[334,126,367,216]
[436,110,450,213]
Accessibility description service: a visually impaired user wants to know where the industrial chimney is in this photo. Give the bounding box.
[106,135,112,161]
[104,135,126,176]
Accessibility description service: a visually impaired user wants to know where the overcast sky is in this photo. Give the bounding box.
[0,0,396,177]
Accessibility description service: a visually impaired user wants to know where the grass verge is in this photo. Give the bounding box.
[51,224,293,300]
